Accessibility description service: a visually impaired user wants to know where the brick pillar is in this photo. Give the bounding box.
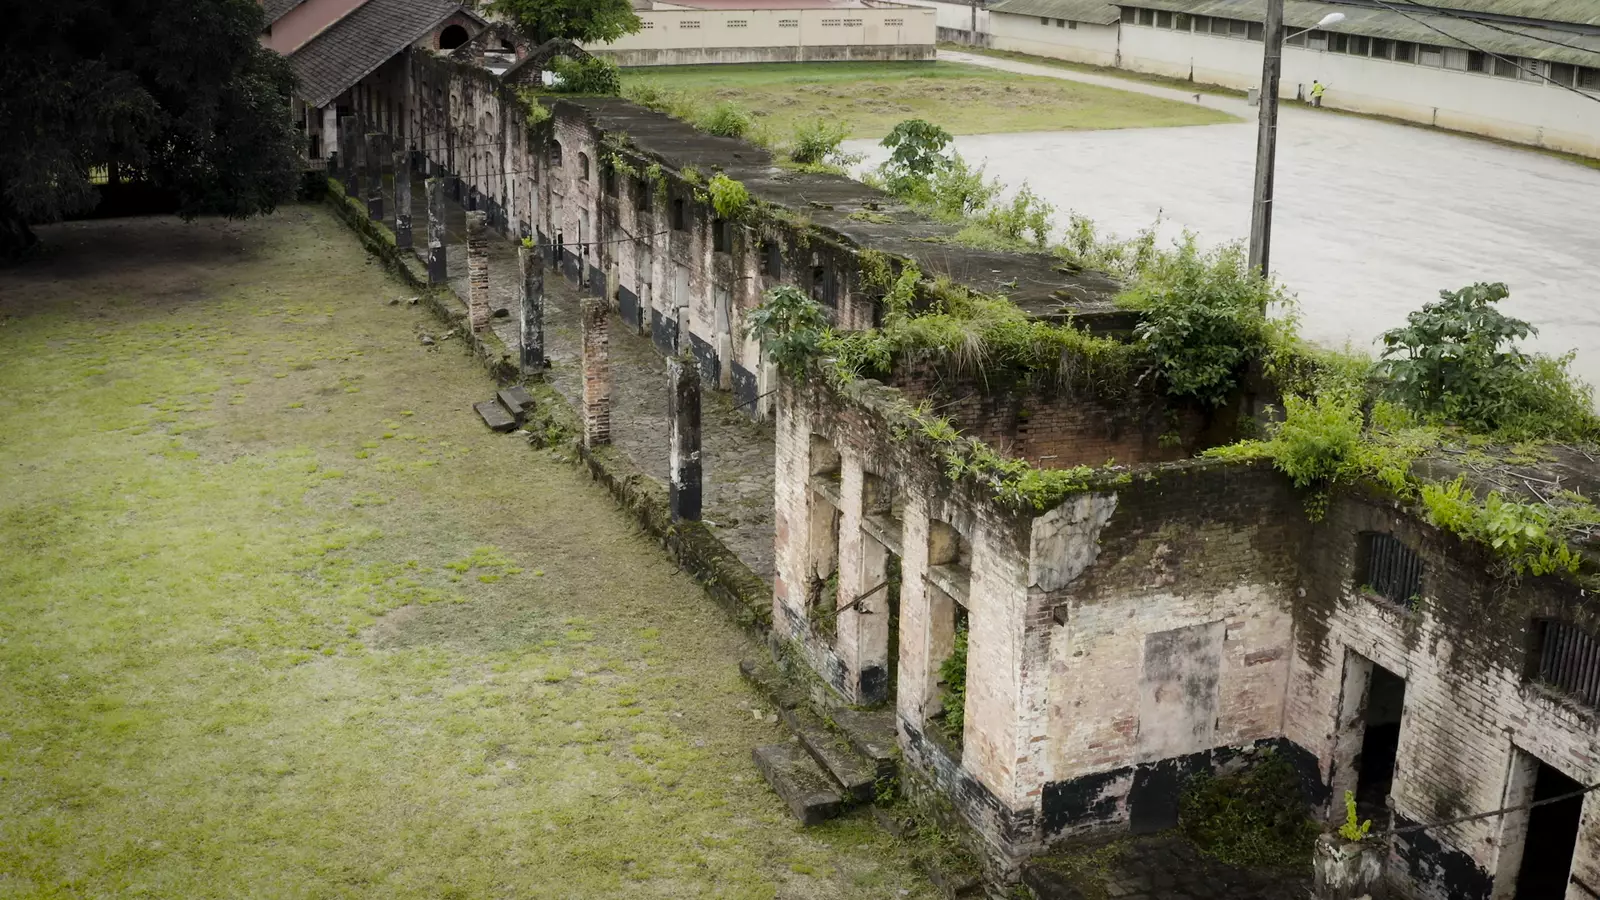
[365,133,384,221]
[426,178,447,285]
[393,150,412,250]
[580,299,611,448]
[339,115,360,196]
[466,211,489,332]
[668,355,702,522]
[518,245,544,372]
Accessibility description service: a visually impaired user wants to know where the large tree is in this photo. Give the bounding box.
[486,0,642,45]
[0,0,302,254]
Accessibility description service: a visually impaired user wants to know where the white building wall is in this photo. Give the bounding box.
[1117,25,1600,158]
[893,0,989,38]
[589,7,937,64]
[989,12,1119,67]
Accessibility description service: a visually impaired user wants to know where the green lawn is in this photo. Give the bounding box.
[620,61,1238,141]
[0,209,937,899]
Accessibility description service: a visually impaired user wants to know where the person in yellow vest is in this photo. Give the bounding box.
[1311,80,1327,108]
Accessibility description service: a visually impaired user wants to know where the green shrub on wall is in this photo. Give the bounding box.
[546,56,620,96]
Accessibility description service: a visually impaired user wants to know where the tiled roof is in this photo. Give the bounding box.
[988,0,1122,25]
[290,0,464,109]
[263,0,305,25]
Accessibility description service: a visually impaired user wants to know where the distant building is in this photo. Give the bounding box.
[984,0,1600,158]
[259,0,490,163]
[588,0,938,66]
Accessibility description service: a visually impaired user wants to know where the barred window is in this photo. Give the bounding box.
[1581,66,1600,92]
[1394,41,1415,62]
[1121,6,1136,24]
[1361,533,1423,608]
[1139,8,1155,26]
[1532,619,1600,709]
[1154,10,1172,28]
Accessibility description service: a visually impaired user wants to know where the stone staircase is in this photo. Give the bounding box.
[474,385,534,432]
[740,657,983,897]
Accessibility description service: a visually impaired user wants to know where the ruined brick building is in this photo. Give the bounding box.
[321,41,1600,900]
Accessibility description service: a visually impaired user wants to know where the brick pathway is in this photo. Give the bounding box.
[378,173,778,582]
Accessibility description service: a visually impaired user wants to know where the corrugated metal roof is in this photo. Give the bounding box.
[1125,0,1600,66]
[989,0,1122,25]
[1373,1,1600,29]
[290,0,464,108]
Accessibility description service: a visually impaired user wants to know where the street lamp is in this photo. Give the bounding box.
[1247,8,1346,275]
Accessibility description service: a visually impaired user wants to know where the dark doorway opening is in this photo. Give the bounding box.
[1515,762,1582,899]
[1356,664,1405,826]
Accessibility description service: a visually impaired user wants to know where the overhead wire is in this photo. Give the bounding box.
[1358,0,1600,105]
[1371,0,1600,57]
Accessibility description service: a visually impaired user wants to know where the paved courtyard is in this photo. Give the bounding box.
[854,50,1600,388]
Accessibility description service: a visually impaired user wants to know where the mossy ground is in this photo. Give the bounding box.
[0,208,937,899]
[619,61,1236,139]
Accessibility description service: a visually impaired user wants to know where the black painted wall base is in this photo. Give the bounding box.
[1041,738,1328,839]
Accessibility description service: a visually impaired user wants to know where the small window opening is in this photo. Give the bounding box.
[439,23,469,50]
[760,241,781,277]
[550,141,564,167]
[672,197,686,231]
[577,152,590,181]
[635,177,651,211]
[713,218,731,253]
[1530,619,1600,708]
[1360,533,1423,608]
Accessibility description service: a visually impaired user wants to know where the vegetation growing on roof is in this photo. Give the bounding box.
[706,173,752,220]
[1376,282,1600,442]
[544,56,622,96]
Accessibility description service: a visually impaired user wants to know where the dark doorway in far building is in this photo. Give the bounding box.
[1515,761,1583,899]
[1355,664,1406,825]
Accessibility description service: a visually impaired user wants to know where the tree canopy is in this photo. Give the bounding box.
[486,0,642,46]
[0,0,303,254]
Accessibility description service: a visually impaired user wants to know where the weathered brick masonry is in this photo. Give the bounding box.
[326,45,1600,899]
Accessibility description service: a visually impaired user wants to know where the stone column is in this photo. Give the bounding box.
[365,133,384,221]
[518,245,544,373]
[393,150,412,250]
[320,106,337,162]
[466,211,489,332]
[580,299,611,448]
[668,355,702,522]
[426,177,447,285]
[339,115,360,196]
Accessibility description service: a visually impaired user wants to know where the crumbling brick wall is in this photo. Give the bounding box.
[1287,492,1600,900]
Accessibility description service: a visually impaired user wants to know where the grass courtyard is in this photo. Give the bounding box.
[0,208,938,898]
[619,61,1237,140]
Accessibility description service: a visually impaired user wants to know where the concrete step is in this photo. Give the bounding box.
[825,705,899,786]
[738,657,807,712]
[474,399,517,433]
[497,385,533,418]
[780,706,878,804]
[752,742,842,826]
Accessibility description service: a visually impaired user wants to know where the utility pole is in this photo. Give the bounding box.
[970,0,979,45]
[1247,0,1284,276]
